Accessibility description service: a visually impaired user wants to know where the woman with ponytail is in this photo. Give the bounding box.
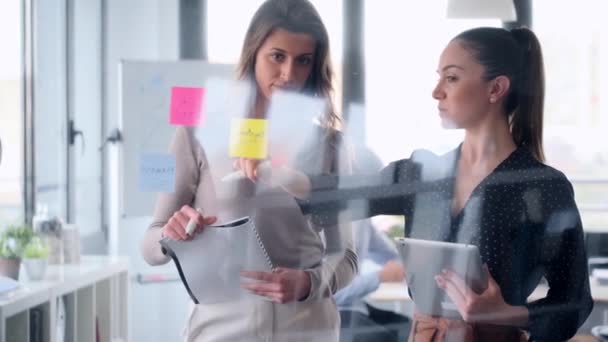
[238,26,593,341]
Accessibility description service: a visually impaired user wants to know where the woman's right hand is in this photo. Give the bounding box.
[231,158,270,182]
[161,205,217,241]
[233,158,312,198]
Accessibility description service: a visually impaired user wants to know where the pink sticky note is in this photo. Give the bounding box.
[169,87,205,126]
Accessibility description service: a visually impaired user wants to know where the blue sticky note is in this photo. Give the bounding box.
[139,154,176,192]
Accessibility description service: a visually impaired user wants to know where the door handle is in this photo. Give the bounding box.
[99,128,122,151]
[68,119,85,156]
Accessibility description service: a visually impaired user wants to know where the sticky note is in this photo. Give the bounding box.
[266,91,322,159]
[170,87,205,126]
[139,154,176,192]
[229,118,268,159]
[267,91,323,127]
[204,78,252,118]
[267,90,322,143]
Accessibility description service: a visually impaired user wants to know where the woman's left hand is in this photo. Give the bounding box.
[240,267,312,303]
[435,265,526,325]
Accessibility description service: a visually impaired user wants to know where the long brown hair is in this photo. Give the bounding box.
[455,27,546,162]
[236,0,339,130]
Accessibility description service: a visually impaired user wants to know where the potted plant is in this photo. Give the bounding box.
[0,224,34,280]
[22,236,50,281]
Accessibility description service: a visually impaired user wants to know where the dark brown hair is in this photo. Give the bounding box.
[454,27,546,162]
[236,0,339,129]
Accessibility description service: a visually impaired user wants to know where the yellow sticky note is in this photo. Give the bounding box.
[229,118,268,159]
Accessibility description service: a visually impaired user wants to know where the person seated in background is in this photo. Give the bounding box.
[336,143,411,342]
[336,219,411,342]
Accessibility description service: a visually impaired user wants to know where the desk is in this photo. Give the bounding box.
[367,282,411,315]
[369,277,608,303]
[367,277,608,334]
[367,282,409,302]
[0,255,129,342]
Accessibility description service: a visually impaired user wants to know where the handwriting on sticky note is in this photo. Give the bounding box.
[170,87,205,126]
[229,118,268,159]
[140,154,176,192]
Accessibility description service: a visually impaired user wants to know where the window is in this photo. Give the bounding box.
[208,0,342,66]
[365,0,501,164]
[207,0,265,64]
[364,1,501,232]
[534,0,608,232]
[207,0,343,111]
[0,0,24,225]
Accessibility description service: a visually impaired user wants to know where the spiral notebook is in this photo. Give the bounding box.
[159,216,273,304]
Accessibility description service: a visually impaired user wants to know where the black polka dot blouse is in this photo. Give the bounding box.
[298,145,593,341]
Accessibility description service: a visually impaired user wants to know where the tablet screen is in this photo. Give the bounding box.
[395,237,487,319]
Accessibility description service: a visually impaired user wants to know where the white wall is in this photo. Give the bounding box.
[71,0,104,243]
[33,0,69,219]
[103,1,188,341]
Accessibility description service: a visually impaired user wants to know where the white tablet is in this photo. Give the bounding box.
[394,237,487,319]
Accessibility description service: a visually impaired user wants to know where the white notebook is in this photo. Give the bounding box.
[160,216,273,304]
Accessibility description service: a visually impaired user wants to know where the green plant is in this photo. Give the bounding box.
[0,224,34,259]
[386,216,406,240]
[386,224,405,240]
[23,236,50,259]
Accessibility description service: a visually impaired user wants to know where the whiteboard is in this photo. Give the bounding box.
[119,60,235,217]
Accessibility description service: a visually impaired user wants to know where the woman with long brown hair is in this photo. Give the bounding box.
[141,1,356,341]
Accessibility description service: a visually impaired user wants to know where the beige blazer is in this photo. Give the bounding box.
[141,127,357,342]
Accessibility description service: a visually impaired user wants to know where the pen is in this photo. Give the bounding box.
[185,208,204,236]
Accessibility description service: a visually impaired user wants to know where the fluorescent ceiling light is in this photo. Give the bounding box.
[447,0,517,21]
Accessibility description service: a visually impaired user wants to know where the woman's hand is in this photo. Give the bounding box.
[233,158,312,198]
[435,265,529,326]
[232,158,271,182]
[379,260,406,283]
[240,267,312,303]
[161,205,217,241]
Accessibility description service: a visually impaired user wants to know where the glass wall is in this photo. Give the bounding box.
[7,1,607,341]
[0,0,24,225]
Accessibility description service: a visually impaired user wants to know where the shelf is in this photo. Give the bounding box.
[0,256,129,342]
[76,286,95,342]
[5,310,28,342]
[63,293,76,342]
[96,279,110,342]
